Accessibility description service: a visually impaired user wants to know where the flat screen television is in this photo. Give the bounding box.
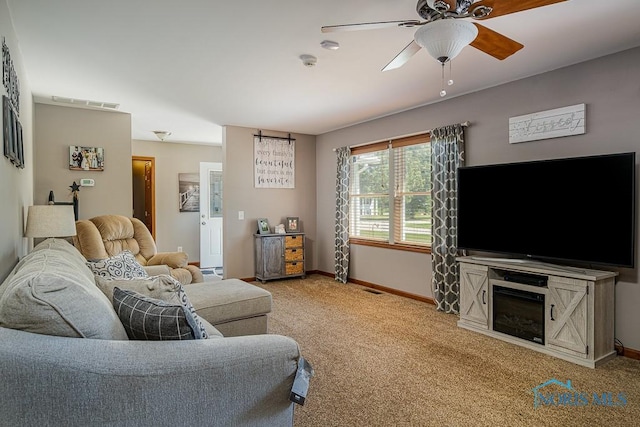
[457,152,636,268]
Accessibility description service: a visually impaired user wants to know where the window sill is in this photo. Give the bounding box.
[349,238,431,254]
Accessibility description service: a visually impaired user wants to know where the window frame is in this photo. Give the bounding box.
[348,133,432,254]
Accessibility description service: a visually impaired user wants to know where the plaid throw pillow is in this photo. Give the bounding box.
[96,274,209,339]
[87,250,149,279]
[112,287,205,340]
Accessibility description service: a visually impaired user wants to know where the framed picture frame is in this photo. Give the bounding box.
[69,145,105,171]
[9,108,19,166]
[285,217,299,233]
[178,172,199,212]
[15,119,23,168]
[3,95,16,162]
[257,218,270,235]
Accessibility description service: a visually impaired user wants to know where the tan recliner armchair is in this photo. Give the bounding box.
[73,214,204,285]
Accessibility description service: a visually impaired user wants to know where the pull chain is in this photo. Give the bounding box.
[440,62,447,97]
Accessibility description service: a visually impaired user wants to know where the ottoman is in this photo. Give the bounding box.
[184,279,272,337]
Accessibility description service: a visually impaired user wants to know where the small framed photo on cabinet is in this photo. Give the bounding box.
[285,217,299,233]
[257,218,270,234]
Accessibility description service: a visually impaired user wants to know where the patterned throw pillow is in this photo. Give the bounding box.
[112,287,206,341]
[86,250,149,279]
[96,274,209,339]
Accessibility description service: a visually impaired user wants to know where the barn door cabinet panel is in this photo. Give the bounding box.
[459,263,490,329]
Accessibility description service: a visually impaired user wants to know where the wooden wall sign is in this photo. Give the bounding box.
[254,132,295,189]
[509,104,585,144]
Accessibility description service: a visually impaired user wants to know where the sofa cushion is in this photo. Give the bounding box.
[0,238,128,340]
[96,275,211,339]
[113,287,206,340]
[143,264,171,276]
[86,250,149,279]
[96,275,181,302]
[184,279,272,326]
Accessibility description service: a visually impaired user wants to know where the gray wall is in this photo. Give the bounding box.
[33,103,132,218]
[316,46,640,351]
[132,139,221,259]
[0,1,34,281]
[223,126,316,279]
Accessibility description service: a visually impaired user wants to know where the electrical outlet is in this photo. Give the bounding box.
[177,246,183,252]
[238,210,244,220]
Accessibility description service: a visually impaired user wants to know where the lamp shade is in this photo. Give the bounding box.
[414,19,479,63]
[25,205,77,238]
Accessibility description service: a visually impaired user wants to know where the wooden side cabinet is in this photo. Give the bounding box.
[255,233,305,283]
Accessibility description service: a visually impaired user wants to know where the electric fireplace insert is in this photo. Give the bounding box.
[492,285,545,345]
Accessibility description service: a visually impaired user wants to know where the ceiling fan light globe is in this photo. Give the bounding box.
[414,19,478,63]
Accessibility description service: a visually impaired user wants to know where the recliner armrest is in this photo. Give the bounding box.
[147,252,188,268]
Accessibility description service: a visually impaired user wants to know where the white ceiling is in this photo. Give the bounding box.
[7,0,640,145]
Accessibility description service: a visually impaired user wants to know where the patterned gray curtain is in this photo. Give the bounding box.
[334,146,351,283]
[431,124,465,314]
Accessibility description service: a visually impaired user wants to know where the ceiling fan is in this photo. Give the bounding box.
[321,0,568,72]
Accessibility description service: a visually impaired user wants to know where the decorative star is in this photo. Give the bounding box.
[69,181,80,195]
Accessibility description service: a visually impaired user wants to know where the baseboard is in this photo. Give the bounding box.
[316,270,435,305]
[618,345,640,361]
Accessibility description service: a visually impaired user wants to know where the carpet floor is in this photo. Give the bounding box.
[255,274,640,427]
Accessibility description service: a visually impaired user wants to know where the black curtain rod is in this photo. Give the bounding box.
[332,121,471,152]
[254,130,296,141]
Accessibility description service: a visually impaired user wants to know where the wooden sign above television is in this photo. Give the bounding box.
[509,103,585,144]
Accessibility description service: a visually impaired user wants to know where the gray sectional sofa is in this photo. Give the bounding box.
[0,238,300,426]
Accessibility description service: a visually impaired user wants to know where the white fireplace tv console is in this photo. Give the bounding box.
[456,256,618,368]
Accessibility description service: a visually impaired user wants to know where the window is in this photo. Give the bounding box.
[349,134,431,251]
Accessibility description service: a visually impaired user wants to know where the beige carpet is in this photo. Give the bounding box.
[255,274,640,427]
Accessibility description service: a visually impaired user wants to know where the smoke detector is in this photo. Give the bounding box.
[300,54,317,67]
[320,40,340,50]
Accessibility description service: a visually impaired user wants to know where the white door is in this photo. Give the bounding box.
[199,162,223,269]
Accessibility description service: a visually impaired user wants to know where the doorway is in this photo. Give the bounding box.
[199,162,223,271]
[132,156,156,239]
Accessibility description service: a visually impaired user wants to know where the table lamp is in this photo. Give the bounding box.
[25,205,77,240]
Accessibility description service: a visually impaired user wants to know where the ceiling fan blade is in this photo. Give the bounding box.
[382,41,422,72]
[469,23,524,60]
[473,0,568,20]
[321,20,421,33]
